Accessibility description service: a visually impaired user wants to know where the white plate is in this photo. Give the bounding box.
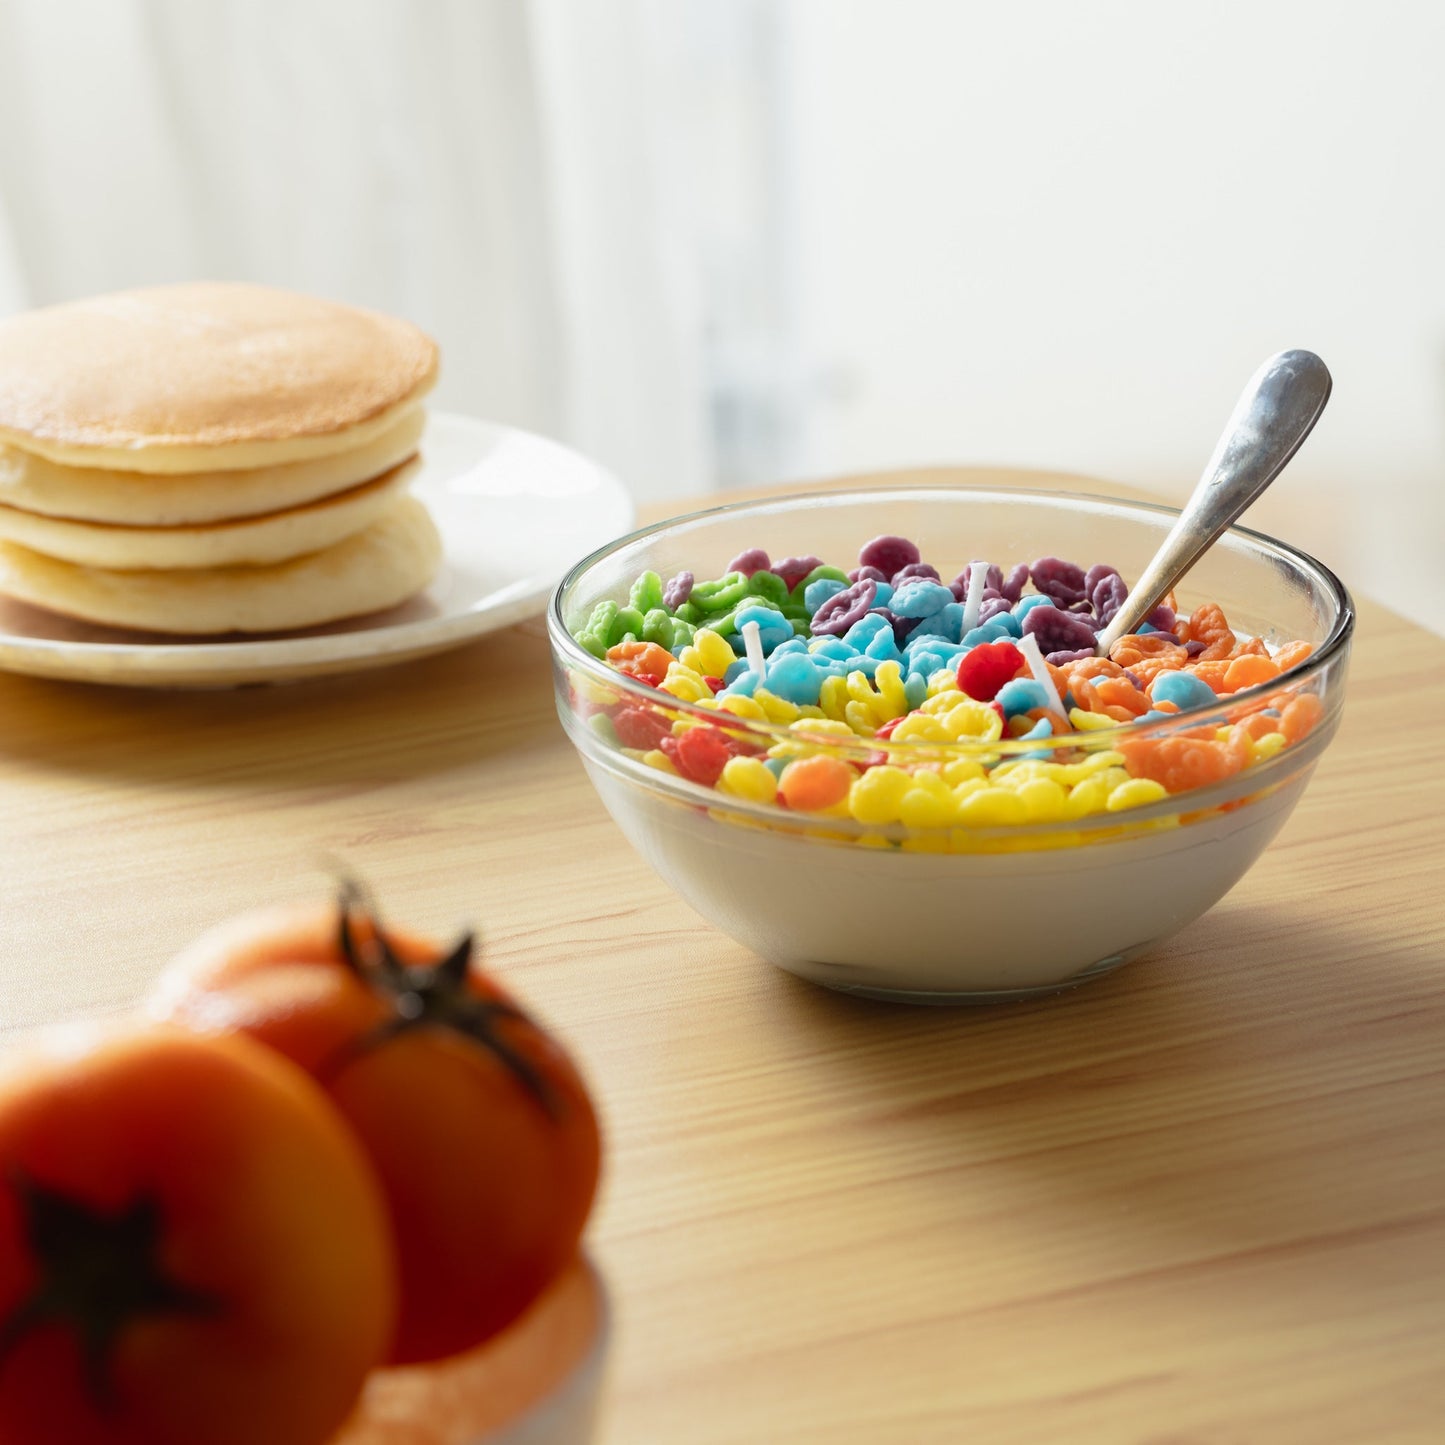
[0,414,635,688]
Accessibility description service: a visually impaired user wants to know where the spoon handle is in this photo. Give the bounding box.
[1094,349,1332,655]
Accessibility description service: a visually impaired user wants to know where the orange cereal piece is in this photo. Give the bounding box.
[1128,654,1189,685]
[1235,711,1279,741]
[1188,602,1235,661]
[1230,635,1270,658]
[1188,659,1234,693]
[606,639,675,680]
[1093,676,1150,716]
[1273,640,1314,672]
[1222,653,1281,693]
[1280,693,1324,744]
[778,754,855,812]
[1117,734,1246,794]
[1061,656,1125,685]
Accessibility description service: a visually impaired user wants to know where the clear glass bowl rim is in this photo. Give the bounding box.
[547,484,1355,834]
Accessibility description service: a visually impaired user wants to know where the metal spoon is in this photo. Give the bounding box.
[1093,349,1332,655]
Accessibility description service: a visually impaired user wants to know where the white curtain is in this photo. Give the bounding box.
[0,0,781,502]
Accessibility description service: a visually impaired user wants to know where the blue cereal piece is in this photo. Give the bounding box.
[961,618,1014,648]
[1136,709,1171,724]
[995,678,1051,718]
[843,613,891,649]
[720,668,761,697]
[990,608,1023,638]
[903,673,929,710]
[735,604,793,653]
[871,581,895,610]
[809,636,854,663]
[723,658,750,685]
[803,577,847,614]
[765,652,825,706]
[1151,671,1218,711]
[890,579,954,619]
[864,627,901,663]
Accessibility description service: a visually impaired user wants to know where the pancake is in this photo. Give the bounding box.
[0,457,420,570]
[0,283,438,473]
[0,496,442,635]
[0,405,427,526]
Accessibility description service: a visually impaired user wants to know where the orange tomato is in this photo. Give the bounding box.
[149,891,602,1365]
[0,1021,394,1445]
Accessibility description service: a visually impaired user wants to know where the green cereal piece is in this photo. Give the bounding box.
[675,600,703,625]
[629,570,665,613]
[588,713,620,747]
[701,608,738,638]
[607,606,646,647]
[791,618,813,637]
[691,572,749,613]
[641,608,675,646]
[577,600,618,657]
[789,564,849,604]
[746,570,788,607]
[668,617,697,647]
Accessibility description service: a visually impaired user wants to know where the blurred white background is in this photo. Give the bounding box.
[0,0,1439,625]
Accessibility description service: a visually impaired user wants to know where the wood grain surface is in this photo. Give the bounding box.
[0,467,1441,1443]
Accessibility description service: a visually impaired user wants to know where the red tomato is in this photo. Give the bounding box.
[149,891,602,1365]
[0,1020,395,1445]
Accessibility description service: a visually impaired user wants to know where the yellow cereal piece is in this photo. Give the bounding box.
[899,785,952,829]
[754,689,802,725]
[679,628,736,678]
[1015,776,1070,821]
[939,700,1004,742]
[890,713,951,743]
[660,662,711,702]
[954,787,1029,827]
[1250,731,1289,763]
[818,674,850,721]
[926,670,962,697]
[848,765,912,824]
[1214,725,1233,743]
[716,694,766,721]
[573,675,623,708]
[1068,707,1117,732]
[1106,777,1169,812]
[641,748,677,775]
[941,758,987,787]
[1076,750,1127,776]
[1065,774,1112,818]
[1093,766,1132,794]
[874,661,909,718]
[715,755,779,804]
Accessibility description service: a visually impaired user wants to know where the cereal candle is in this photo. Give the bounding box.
[1017,631,1066,714]
[741,619,766,679]
[960,560,989,634]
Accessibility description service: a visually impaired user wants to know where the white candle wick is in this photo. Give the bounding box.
[1017,631,1065,714]
[742,619,767,679]
[960,561,988,634]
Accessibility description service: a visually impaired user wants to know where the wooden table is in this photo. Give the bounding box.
[2,468,1442,1443]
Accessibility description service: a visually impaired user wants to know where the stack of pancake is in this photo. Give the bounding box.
[0,283,442,634]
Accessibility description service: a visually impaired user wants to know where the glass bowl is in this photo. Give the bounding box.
[548,487,1353,1003]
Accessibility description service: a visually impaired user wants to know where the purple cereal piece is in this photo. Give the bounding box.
[1147,603,1177,633]
[848,564,890,585]
[891,613,922,645]
[726,547,771,577]
[858,535,920,577]
[1030,557,1088,607]
[1047,647,1096,666]
[1086,567,1128,626]
[1022,603,1100,656]
[810,577,880,635]
[1185,639,1208,657]
[892,561,941,586]
[774,555,823,591]
[663,570,694,608]
[1122,669,1144,689]
[977,596,1014,625]
[1000,563,1029,603]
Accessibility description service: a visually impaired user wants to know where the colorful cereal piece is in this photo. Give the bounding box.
[778,754,855,812]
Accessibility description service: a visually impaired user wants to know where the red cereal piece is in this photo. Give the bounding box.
[956,640,1024,701]
[874,716,906,740]
[704,676,727,694]
[613,706,672,751]
[672,725,735,786]
[606,640,674,680]
[633,672,664,689]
